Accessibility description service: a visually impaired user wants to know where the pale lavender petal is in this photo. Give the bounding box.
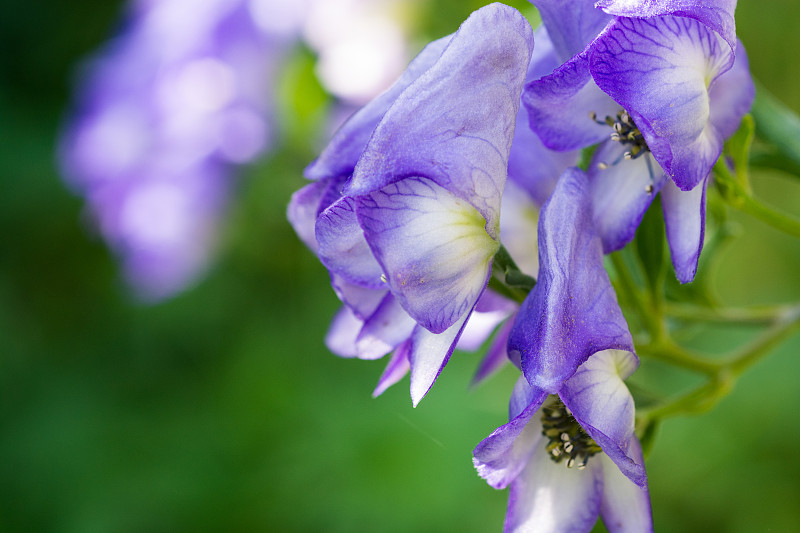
[373,340,411,397]
[304,35,452,181]
[329,275,385,320]
[600,437,653,533]
[523,53,621,151]
[408,309,472,407]
[356,293,416,360]
[661,175,708,283]
[560,350,646,488]
[347,4,534,231]
[324,305,362,358]
[505,443,604,533]
[588,141,668,252]
[287,180,328,252]
[589,16,733,191]
[532,0,612,60]
[357,177,497,334]
[459,292,516,351]
[709,40,755,139]
[473,376,548,489]
[595,0,737,50]
[509,169,634,393]
[499,181,542,278]
[316,197,384,289]
[472,318,514,386]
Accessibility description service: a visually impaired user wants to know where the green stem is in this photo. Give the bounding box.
[663,302,795,325]
[726,304,800,376]
[610,252,663,341]
[638,341,721,375]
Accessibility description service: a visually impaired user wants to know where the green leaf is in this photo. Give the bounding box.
[751,81,800,179]
[723,114,754,191]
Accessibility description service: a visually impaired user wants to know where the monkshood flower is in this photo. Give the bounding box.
[474,169,650,532]
[61,0,297,300]
[289,4,534,405]
[473,352,651,533]
[523,0,754,282]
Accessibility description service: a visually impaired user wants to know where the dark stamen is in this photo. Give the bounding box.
[541,396,602,469]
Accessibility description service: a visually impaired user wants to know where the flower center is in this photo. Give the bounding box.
[590,109,650,161]
[540,396,602,470]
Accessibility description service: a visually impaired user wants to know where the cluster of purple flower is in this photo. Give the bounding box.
[289,1,753,531]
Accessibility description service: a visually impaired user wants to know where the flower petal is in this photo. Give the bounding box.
[304,35,452,181]
[472,318,514,386]
[560,350,647,488]
[589,16,733,190]
[499,181,542,277]
[709,40,755,139]
[373,340,412,397]
[357,177,498,334]
[523,52,621,151]
[505,440,604,533]
[532,0,612,60]
[346,3,534,231]
[661,174,708,283]
[324,305,362,358]
[599,437,653,533]
[509,169,634,393]
[317,197,384,289]
[287,179,329,252]
[408,309,472,407]
[329,275,385,320]
[588,142,667,252]
[473,377,548,489]
[356,293,416,359]
[595,0,737,50]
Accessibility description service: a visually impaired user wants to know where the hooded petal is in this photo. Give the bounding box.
[505,441,604,533]
[316,197,385,289]
[599,437,653,533]
[661,174,708,283]
[346,3,534,232]
[304,35,452,181]
[523,52,621,151]
[595,0,737,50]
[589,16,733,191]
[408,308,472,407]
[473,376,548,489]
[509,168,634,393]
[373,340,412,397]
[588,142,668,252]
[357,177,498,334]
[559,350,647,488]
[532,0,612,60]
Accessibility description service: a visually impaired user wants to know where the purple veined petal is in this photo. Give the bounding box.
[505,438,604,533]
[560,349,647,488]
[357,177,498,334]
[316,197,384,289]
[472,317,515,386]
[661,174,708,284]
[595,0,737,51]
[346,3,534,232]
[589,16,733,191]
[473,376,548,489]
[356,293,416,360]
[287,179,329,252]
[510,168,634,393]
[329,275,386,320]
[373,340,412,398]
[304,34,452,181]
[458,292,516,351]
[588,141,668,253]
[523,52,621,151]
[532,0,612,61]
[599,437,653,533]
[709,40,755,140]
[324,305,362,358]
[499,180,541,278]
[408,307,472,407]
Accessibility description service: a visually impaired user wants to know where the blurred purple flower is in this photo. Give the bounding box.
[60,0,304,300]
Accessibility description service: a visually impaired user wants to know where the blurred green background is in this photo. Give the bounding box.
[1,1,799,531]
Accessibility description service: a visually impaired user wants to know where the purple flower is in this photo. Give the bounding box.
[289,4,535,405]
[522,0,754,282]
[60,0,294,300]
[473,350,651,533]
